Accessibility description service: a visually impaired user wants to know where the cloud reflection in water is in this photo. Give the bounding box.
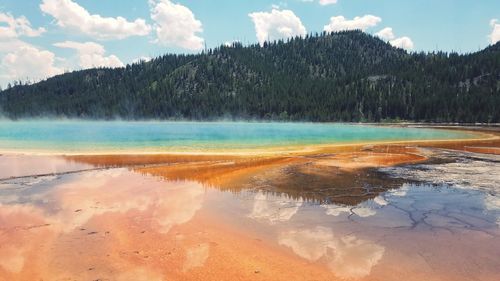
[279,226,385,279]
[0,168,206,279]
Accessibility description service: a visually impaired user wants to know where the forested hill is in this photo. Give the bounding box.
[1,31,499,122]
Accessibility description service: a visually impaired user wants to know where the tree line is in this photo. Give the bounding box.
[1,31,499,123]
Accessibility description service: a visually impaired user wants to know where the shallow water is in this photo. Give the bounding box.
[0,121,476,153]
[0,154,499,280]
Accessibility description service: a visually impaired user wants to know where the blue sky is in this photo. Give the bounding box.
[0,0,499,87]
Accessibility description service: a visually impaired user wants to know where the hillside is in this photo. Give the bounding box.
[1,31,499,122]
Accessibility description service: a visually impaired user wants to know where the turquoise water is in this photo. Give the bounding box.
[0,121,476,153]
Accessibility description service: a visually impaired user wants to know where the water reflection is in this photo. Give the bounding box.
[237,182,500,280]
[485,194,500,226]
[279,227,385,279]
[0,155,94,178]
[0,167,207,280]
[183,243,210,272]
[381,150,500,194]
[0,154,499,280]
[67,153,410,206]
[322,204,377,217]
[248,191,303,224]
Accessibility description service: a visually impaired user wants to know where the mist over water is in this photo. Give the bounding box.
[0,120,476,153]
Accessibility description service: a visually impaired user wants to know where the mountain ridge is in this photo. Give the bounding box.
[1,31,499,122]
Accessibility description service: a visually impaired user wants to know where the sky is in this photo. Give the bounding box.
[0,0,499,87]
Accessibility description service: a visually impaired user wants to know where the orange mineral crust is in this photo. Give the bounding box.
[0,169,346,281]
[1,166,498,281]
[1,129,499,281]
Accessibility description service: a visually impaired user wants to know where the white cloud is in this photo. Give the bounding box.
[40,0,151,40]
[376,27,414,50]
[132,56,152,64]
[490,19,500,44]
[0,13,53,86]
[0,45,62,86]
[389,36,414,50]
[54,41,124,69]
[0,39,30,53]
[324,15,381,33]
[375,27,395,41]
[150,0,204,51]
[0,13,46,39]
[319,0,338,5]
[223,40,241,47]
[249,9,307,46]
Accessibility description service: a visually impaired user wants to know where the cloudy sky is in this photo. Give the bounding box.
[0,0,499,87]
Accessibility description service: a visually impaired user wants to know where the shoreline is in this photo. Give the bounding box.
[2,118,499,126]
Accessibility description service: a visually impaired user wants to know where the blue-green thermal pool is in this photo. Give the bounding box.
[0,121,478,153]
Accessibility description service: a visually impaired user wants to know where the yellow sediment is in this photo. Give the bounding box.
[60,127,499,194]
